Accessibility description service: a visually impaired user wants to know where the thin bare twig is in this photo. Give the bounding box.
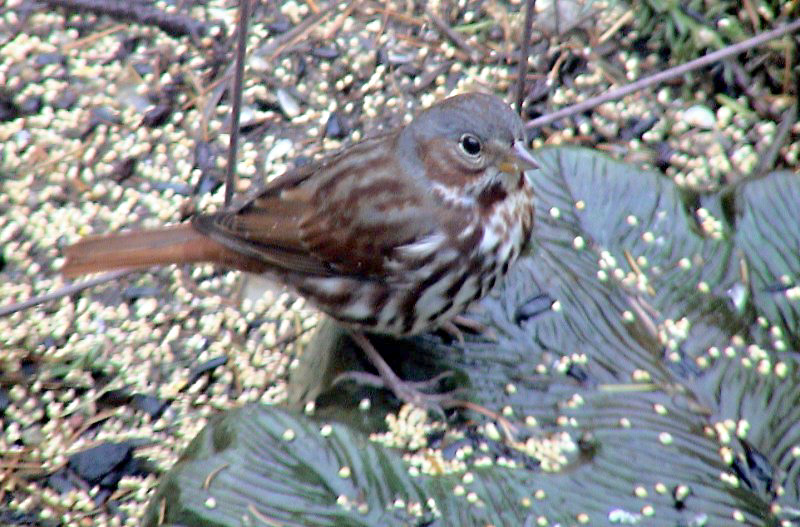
[0,270,131,318]
[323,1,357,40]
[598,9,634,44]
[526,19,800,129]
[62,23,127,51]
[754,103,797,177]
[261,10,331,60]
[427,9,481,63]
[224,0,251,208]
[515,0,536,114]
[355,2,424,27]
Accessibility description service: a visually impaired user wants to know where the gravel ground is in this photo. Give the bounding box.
[0,0,797,525]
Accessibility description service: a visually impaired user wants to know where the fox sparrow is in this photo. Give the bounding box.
[63,92,537,408]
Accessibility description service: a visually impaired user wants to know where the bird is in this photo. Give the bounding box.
[62,92,537,409]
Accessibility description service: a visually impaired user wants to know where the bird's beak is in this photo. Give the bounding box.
[498,140,538,173]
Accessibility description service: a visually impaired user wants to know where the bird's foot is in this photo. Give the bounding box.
[440,315,497,343]
[333,332,463,415]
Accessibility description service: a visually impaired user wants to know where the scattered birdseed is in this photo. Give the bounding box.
[2,2,797,524]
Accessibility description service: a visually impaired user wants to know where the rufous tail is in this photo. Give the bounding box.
[61,224,264,279]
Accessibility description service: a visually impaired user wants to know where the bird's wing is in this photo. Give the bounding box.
[192,133,436,279]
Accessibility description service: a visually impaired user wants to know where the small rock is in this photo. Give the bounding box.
[53,89,78,110]
[88,106,122,128]
[294,54,307,77]
[375,47,390,66]
[488,25,505,41]
[47,470,75,494]
[109,157,136,182]
[131,394,168,419]
[193,171,222,196]
[620,116,659,140]
[98,388,133,407]
[653,142,675,170]
[21,425,44,446]
[150,180,192,196]
[92,487,113,506]
[114,37,141,61]
[250,55,270,73]
[187,356,228,385]
[238,104,256,127]
[267,138,293,162]
[142,102,173,127]
[312,45,339,60]
[68,442,133,485]
[81,106,122,139]
[132,61,153,76]
[194,141,216,172]
[0,91,19,121]
[0,389,9,413]
[325,112,347,139]
[34,52,66,66]
[267,13,291,33]
[122,285,161,300]
[386,48,416,65]
[14,129,32,146]
[276,88,301,118]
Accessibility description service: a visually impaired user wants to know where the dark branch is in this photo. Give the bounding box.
[224,0,251,208]
[41,0,209,40]
[0,270,131,318]
[526,19,800,129]
[515,0,536,115]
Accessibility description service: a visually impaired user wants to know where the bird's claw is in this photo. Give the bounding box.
[441,315,497,343]
[333,370,461,416]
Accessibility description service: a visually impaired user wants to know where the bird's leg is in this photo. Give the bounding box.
[333,331,461,412]
[335,370,454,391]
[451,314,488,333]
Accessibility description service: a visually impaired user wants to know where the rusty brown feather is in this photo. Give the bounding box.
[63,92,538,407]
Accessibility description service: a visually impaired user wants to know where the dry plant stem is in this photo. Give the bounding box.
[262,10,331,59]
[754,103,797,177]
[427,10,481,62]
[305,0,321,15]
[323,2,357,40]
[741,0,761,32]
[62,24,127,51]
[525,19,800,130]
[453,400,519,438]
[201,71,233,140]
[247,503,284,527]
[783,40,793,94]
[356,2,425,27]
[0,270,131,317]
[224,0,251,207]
[598,9,634,43]
[515,0,536,114]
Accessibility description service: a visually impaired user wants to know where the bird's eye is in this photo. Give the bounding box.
[459,134,482,157]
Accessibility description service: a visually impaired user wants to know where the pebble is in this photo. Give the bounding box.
[68,442,134,485]
[276,88,301,118]
[325,111,347,139]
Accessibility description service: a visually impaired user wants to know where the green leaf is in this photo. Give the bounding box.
[148,147,800,527]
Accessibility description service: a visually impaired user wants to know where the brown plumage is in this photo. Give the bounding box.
[63,93,537,407]
[62,224,264,276]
